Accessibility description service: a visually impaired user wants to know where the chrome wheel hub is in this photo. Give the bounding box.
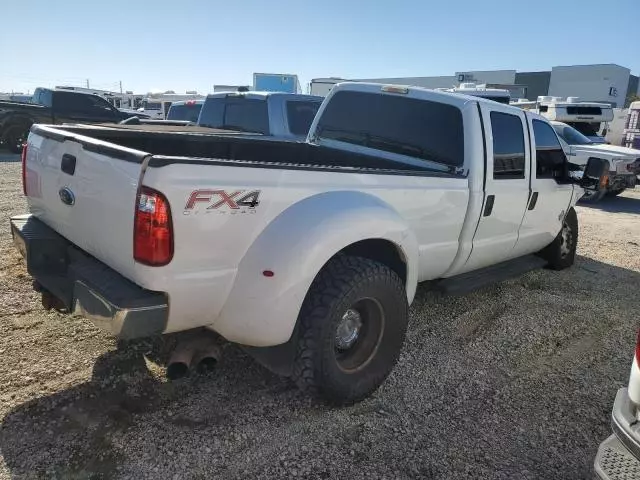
[335,308,362,351]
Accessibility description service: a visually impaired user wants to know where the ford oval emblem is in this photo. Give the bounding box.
[59,187,75,206]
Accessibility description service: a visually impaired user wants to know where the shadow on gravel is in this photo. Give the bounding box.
[1,256,639,479]
[0,333,290,479]
[579,194,640,215]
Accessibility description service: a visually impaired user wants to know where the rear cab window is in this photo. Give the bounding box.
[315,90,464,171]
[286,100,321,136]
[167,102,203,122]
[198,96,269,134]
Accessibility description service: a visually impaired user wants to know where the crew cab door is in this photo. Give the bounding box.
[512,117,575,255]
[463,103,531,272]
[52,92,120,124]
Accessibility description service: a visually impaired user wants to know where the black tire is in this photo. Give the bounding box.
[606,188,625,197]
[2,123,31,154]
[539,207,578,270]
[292,255,408,405]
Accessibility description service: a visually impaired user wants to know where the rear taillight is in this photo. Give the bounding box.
[134,186,173,266]
[21,143,28,195]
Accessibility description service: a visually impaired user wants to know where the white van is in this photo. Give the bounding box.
[138,92,204,119]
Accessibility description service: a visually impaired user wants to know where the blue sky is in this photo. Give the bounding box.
[1,0,638,94]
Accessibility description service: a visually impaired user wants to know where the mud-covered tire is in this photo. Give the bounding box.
[539,208,578,270]
[292,255,408,405]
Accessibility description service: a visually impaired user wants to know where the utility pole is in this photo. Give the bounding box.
[86,79,90,88]
[119,80,123,94]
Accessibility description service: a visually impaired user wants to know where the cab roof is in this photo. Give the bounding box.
[205,91,322,102]
[331,82,527,113]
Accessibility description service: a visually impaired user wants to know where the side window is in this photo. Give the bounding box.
[55,93,112,116]
[532,120,568,181]
[490,111,525,179]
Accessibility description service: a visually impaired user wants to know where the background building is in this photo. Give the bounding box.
[314,64,639,107]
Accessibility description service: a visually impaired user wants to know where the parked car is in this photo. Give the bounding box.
[197,91,323,139]
[594,331,640,478]
[551,121,638,201]
[166,100,203,123]
[10,82,607,404]
[0,88,141,153]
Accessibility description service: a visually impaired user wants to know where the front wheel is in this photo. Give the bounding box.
[292,255,408,405]
[538,208,578,270]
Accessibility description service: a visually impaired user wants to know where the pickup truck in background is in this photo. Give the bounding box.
[552,120,638,200]
[10,82,607,404]
[167,100,203,123]
[197,91,323,139]
[0,88,141,153]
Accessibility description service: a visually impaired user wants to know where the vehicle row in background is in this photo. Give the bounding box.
[0,87,148,153]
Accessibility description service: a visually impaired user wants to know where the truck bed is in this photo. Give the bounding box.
[35,124,449,175]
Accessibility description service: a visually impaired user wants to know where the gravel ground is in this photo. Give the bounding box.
[0,160,639,479]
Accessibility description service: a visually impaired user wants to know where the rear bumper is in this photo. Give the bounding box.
[594,388,640,479]
[10,214,168,339]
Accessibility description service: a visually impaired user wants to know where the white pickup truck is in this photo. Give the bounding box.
[551,120,638,200]
[11,82,607,404]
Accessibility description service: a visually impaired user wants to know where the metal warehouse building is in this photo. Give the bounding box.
[318,64,639,107]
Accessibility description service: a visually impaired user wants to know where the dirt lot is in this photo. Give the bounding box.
[0,160,639,479]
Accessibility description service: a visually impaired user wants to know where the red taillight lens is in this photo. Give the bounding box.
[134,186,173,266]
[21,143,28,195]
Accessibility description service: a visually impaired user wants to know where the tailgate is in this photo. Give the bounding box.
[25,125,147,281]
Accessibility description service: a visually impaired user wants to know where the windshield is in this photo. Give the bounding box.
[167,103,203,122]
[553,123,593,145]
[484,95,510,105]
[198,96,269,134]
[567,121,601,138]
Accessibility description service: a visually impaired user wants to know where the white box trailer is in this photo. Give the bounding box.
[309,78,347,97]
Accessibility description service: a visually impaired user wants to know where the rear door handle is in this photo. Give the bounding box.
[483,195,495,216]
[61,154,76,175]
[528,191,539,210]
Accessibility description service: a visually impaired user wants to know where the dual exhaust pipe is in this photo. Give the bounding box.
[167,335,222,380]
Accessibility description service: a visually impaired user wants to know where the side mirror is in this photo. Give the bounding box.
[579,157,610,191]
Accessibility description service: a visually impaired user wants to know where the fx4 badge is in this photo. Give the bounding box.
[184,189,261,215]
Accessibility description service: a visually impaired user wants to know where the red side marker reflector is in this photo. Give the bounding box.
[262,270,274,277]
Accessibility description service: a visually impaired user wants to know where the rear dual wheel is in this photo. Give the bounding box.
[292,255,408,405]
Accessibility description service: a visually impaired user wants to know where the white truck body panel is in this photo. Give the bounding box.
[19,82,584,347]
[25,128,143,279]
